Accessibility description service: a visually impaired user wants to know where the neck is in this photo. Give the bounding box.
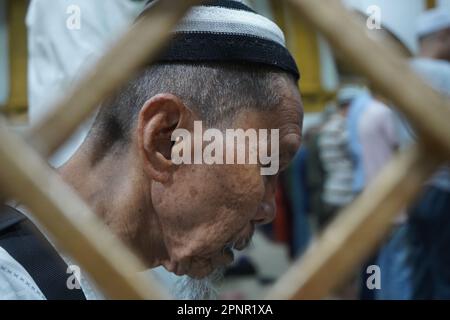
[57,141,169,268]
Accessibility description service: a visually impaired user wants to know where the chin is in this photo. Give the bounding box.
[188,251,235,279]
[186,269,212,279]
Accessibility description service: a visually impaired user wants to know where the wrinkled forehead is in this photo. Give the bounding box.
[233,82,303,132]
[271,76,303,124]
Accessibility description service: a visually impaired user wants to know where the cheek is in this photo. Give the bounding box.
[152,164,264,258]
[219,164,265,214]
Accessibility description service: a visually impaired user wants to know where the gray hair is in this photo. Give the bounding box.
[88,62,294,157]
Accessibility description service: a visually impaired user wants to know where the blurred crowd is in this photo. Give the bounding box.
[259,7,450,300]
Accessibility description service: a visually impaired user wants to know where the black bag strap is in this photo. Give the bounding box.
[0,205,86,300]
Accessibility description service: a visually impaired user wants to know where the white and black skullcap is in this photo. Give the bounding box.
[139,0,300,80]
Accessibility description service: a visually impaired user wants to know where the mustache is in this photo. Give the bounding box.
[222,240,237,254]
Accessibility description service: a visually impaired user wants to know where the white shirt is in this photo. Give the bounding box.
[0,205,178,300]
[359,99,398,184]
[359,98,409,224]
[0,246,103,300]
[0,247,45,300]
[26,0,146,167]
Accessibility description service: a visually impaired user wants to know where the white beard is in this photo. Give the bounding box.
[172,268,224,300]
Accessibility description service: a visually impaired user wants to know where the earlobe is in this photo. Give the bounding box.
[137,94,189,183]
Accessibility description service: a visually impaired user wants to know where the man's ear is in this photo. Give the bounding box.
[137,93,192,183]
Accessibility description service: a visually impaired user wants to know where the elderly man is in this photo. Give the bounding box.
[0,0,303,300]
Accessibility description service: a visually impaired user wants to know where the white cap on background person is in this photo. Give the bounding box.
[417,8,450,38]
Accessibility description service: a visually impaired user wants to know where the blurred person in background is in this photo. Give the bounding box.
[416,8,450,63]
[305,106,333,233]
[346,88,372,197]
[358,91,413,300]
[26,0,146,167]
[317,87,358,229]
[398,8,450,299]
[348,7,419,299]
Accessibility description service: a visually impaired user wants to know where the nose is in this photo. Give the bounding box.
[253,174,278,225]
[252,200,276,225]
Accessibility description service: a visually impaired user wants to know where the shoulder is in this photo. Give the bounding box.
[0,247,45,300]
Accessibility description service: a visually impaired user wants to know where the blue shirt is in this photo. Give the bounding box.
[347,92,372,194]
